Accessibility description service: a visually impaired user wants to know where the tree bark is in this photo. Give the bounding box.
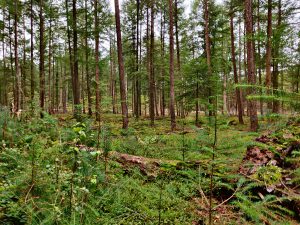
[72,0,81,117]
[160,10,165,117]
[39,0,45,111]
[204,0,213,117]
[265,0,272,110]
[245,0,258,131]
[94,0,101,121]
[30,0,34,109]
[85,0,92,116]
[14,0,21,112]
[168,0,176,131]
[65,0,73,113]
[272,0,281,113]
[134,0,140,119]
[48,7,53,113]
[114,0,129,129]
[149,0,155,126]
[256,0,263,115]
[175,0,184,118]
[230,6,244,124]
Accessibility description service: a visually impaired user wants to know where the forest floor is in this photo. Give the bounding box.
[0,111,299,224]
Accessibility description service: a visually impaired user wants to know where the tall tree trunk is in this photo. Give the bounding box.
[21,18,26,110]
[149,0,155,126]
[272,0,281,113]
[110,34,117,114]
[134,0,140,118]
[257,0,263,115]
[265,0,272,110]
[62,56,67,113]
[175,0,184,118]
[8,12,16,110]
[245,0,258,131]
[30,0,34,109]
[196,73,200,126]
[81,63,85,114]
[168,0,176,131]
[85,0,92,116]
[230,7,244,124]
[160,10,165,117]
[39,0,45,111]
[114,0,129,129]
[65,0,73,113]
[204,0,213,117]
[2,8,9,106]
[2,8,8,106]
[14,0,21,112]
[72,0,80,118]
[94,0,101,121]
[48,7,52,113]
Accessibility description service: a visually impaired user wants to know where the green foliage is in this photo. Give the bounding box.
[255,165,282,187]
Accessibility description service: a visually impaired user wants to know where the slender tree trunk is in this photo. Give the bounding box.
[196,73,199,126]
[39,0,45,111]
[134,0,140,118]
[63,56,67,113]
[245,0,258,131]
[160,10,165,117]
[81,63,85,114]
[110,34,117,114]
[84,0,92,116]
[21,19,26,110]
[72,0,80,117]
[175,0,184,118]
[14,0,21,112]
[65,0,73,113]
[56,57,60,112]
[272,0,281,113]
[30,0,34,109]
[2,8,8,106]
[204,0,213,117]
[48,8,52,113]
[265,0,272,110]
[114,0,129,129]
[168,0,176,131]
[230,7,244,124]
[149,0,155,126]
[8,12,16,111]
[3,14,8,106]
[94,0,101,121]
[257,0,263,115]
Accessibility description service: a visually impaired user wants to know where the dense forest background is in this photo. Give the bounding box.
[0,0,300,224]
[0,0,299,129]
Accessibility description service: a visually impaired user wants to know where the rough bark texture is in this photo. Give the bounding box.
[168,0,176,131]
[245,0,258,131]
[272,0,281,113]
[14,0,21,112]
[149,1,155,126]
[30,0,34,108]
[175,0,184,118]
[257,0,263,115]
[72,0,81,111]
[85,0,92,116]
[39,0,45,111]
[266,0,273,110]
[204,0,213,117]
[230,8,244,124]
[94,0,100,121]
[134,0,141,118]
[114,0,129,129]
[160,10,165,117]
